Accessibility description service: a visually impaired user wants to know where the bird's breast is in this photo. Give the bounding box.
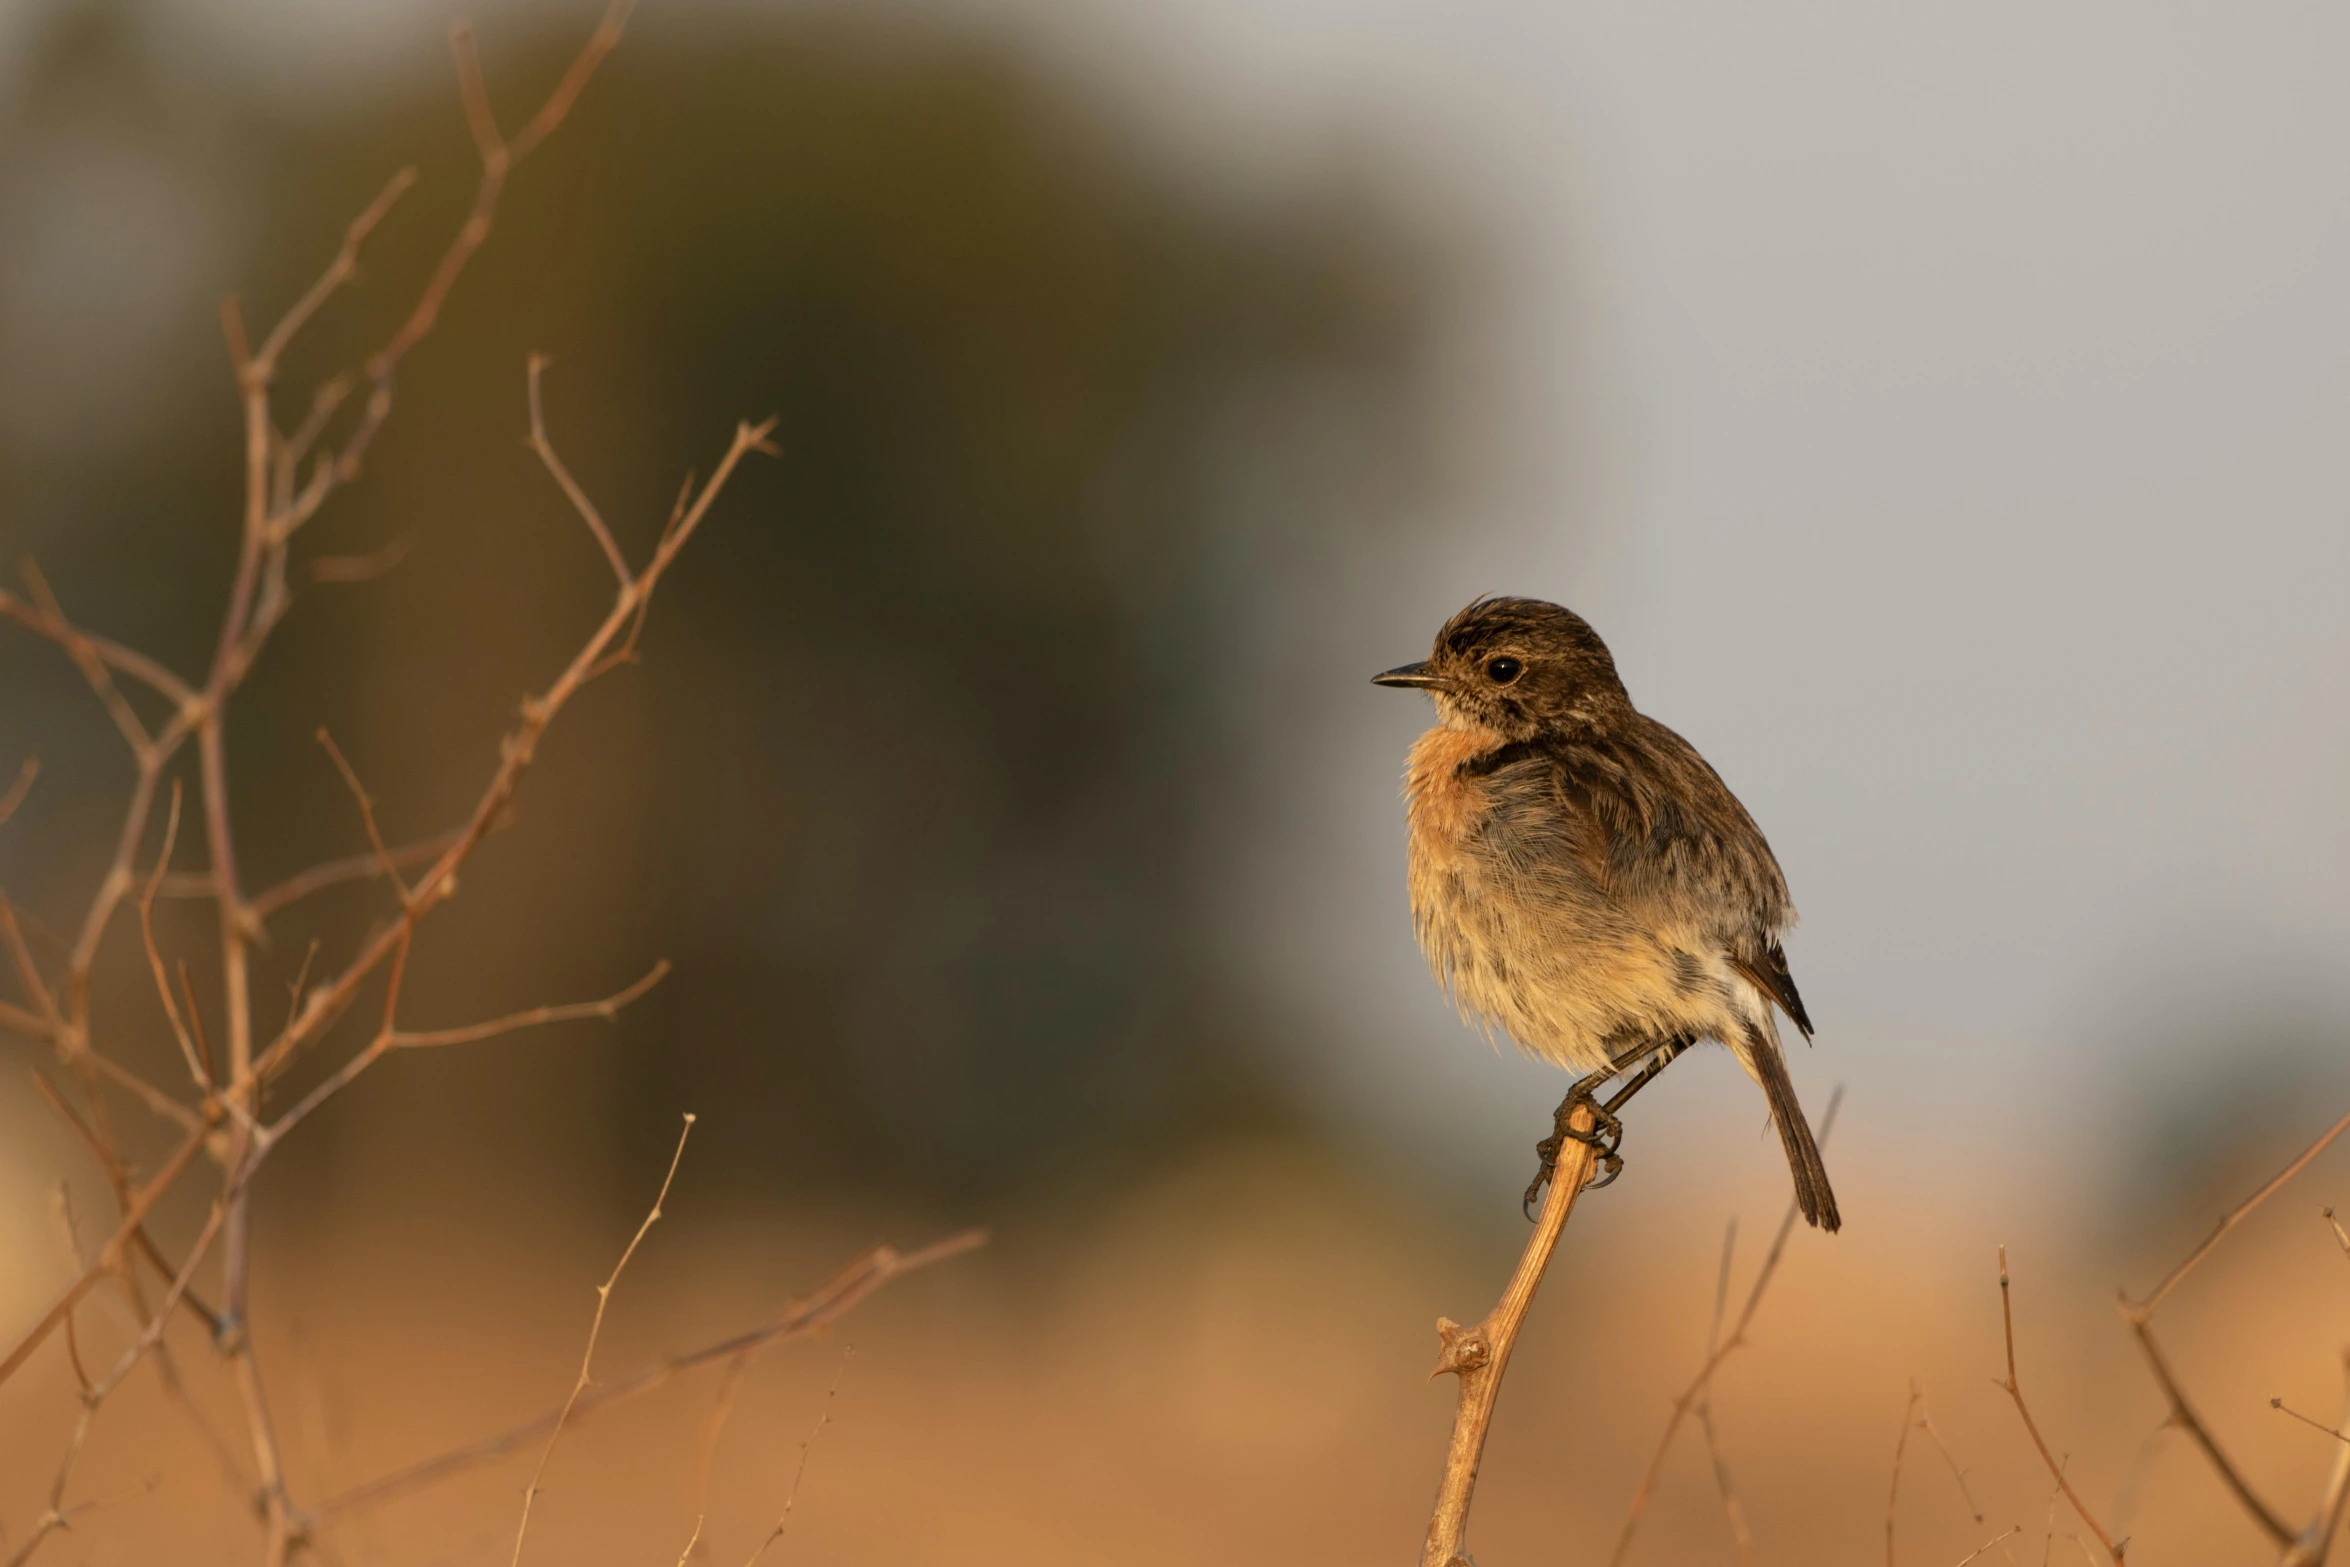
[1402,723,1502,851]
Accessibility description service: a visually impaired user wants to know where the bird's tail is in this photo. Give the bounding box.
[1739,1021,1840,1232]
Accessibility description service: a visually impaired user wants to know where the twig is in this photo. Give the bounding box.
[250,167,418,377]
[2127,1108,2350,1318]
[674,1517,706,1567]
[1696,1219,1756,1562]
[330,0,636,491]
[2280,1354,2350,1567]
[2270,1399,2350,1444]
[316,1231,987,1521]
[1953,1527,2024,1567]
[527,355,631,586]
[135,786,215,1095]
[1419,1104,1601,1567]
[2116,1310,2291,1545]
[6,1194,233,1567]
[28,1075,223,1336]
[742,1346,851,1567]
[510,1113,696,1567]
[2110,1107,2350,1550]
[1917,1390,1990,1529]
[0,1123,210,1384]
[1889,1380,1922,1567]
[1608,1085,1846,1567]
[250,409,774,1096]
[686,1350,757,1531]
[2325,1208,2349,1263]
[266,961,668,1147]
[1998,1248,2124,1562]
[0,576,197,712]
[0,757,36,826]
[314,729,409,904]
[156,830,467,915]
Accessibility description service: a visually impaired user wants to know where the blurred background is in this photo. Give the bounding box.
[4,1,2350,1562]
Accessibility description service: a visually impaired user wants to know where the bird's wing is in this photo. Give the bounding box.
[1476,723,1806,1003]
[1730,941,1813,1039]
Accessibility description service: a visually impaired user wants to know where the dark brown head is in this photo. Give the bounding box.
[1372,596,1631,738]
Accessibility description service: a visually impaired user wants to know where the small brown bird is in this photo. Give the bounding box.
[1375,596,1839,1230]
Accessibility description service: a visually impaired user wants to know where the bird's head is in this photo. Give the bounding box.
[1372,595,1631,738]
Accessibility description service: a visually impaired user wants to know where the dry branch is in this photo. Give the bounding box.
[1953,1526,2024,1566]
[0,757,37,826]
[0,8,772,1564]
[511,1113,697,1567]
[742,1346,851,1567]
[1889,1380,1922,1567]
[1608,1085,1845,1567]
[2100,1105,2350,1564]
[2129,1108,2350,1319]
[1420,1105,1603,1567]
[1997,1248,2124,1562]
[315,1230,988,1522]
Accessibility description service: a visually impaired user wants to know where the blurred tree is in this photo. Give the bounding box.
[0,3,1446,1218]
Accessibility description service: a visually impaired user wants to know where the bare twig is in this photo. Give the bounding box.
[314,729,409,904]
[393,963,671,1050]
[1918,1391,1991,1529]
[2280,1355,2350,1567]
[250,166,418,377]
[686,1350,758,1531]
[1889,1380,1922,1567]
[2110,1107,2350,1551]
[2270,1399,2350,1444]
[1695,1218,1756,1562]
[302,534,415,587]
[511,1113,697,1567]
[266,960,668,1147]
[1998,1248,2124,1562]
[317,1230,987,1521]
[1608,1085,1846,1567]
[156,830,467,915]
[527,355,631,586]
[0,1123,209,1385]
[332,0,635,490]
[2325,1207,2349,1263]
[135,786,215,1095]
[0,576,197,712]
[2128,1108,2350,1318]
[1954,1527,2024,1566]
[8,1195,237,1567]
[742,1346,851,1567]
[28,1075,223,1337]
[2117,1309,2291,1545]
[251,411,774,1096]
[0,757,37,826]
[1421,1104,1604,1567]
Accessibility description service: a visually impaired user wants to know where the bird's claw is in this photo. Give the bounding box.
[1521,1081,1625,1218]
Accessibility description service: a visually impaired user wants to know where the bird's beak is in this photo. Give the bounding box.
[1371,661,1446,690]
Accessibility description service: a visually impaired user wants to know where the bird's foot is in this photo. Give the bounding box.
[1521,1078,1625,1219]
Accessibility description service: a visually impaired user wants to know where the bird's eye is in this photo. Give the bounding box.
[1485,657,1523,685]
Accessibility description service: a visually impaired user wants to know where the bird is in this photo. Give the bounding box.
[1373,595,1839,1231]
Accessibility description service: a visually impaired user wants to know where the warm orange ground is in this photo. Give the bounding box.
[5,1122,2346,1567]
